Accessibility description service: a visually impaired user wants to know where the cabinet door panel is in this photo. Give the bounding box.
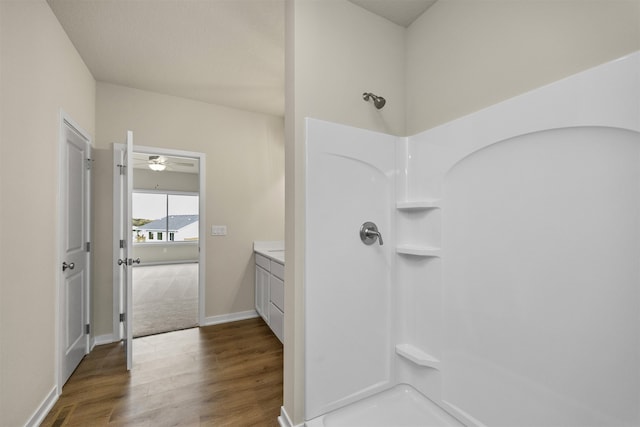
[255,265,270,321]
[270,275,284,311]
[269,303,284,343]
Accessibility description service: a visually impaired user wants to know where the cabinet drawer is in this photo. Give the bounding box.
[270,275,284,312]
[270,260,284,280]
[269,302,284,344]
[255,253,270,270]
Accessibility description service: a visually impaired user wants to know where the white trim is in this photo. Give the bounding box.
[93,334,117,347]
[202,310,259,327]
[278,406,302,427]
[24,386,58,427]
[57,110,92,396]
[85,142,92,353]
[134,260,199,267]
[112,143,124,341]
[132,188,198,196]
[198,154,206,326]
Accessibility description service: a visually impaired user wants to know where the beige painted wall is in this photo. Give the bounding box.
[93,82,285,336]
[284,0,405,423]
[406,0,640,134]
[0,1,96,425]
[134,168,199,192]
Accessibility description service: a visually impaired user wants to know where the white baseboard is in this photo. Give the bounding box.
[24,386,58,427]
[278,406,304,427]
[202,310,259,326]
[93,333,117,347]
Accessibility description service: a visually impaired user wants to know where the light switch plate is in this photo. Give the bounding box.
[211,225,227,236]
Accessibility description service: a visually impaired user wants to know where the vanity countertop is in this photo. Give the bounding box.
[254,241,285,264]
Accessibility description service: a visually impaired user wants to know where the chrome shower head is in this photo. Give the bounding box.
[363,92,386,109]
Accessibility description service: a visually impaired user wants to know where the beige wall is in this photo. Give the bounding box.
[133,168,199,192]
[406,0,640,134]
[284,0,405,423]
[93,82,285,336]
[0,1,96,425]
[132,244,199,265]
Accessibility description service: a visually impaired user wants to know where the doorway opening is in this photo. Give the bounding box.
[113,143,206,357]
[130,151,202,337]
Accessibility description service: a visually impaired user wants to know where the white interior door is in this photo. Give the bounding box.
[60,117,91,386]
[123,131,134,370]
[115,132,134,370]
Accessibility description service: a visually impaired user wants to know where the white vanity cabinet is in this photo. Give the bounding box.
[255,252,284,343]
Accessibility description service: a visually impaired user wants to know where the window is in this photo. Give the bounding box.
[133,192,199,243]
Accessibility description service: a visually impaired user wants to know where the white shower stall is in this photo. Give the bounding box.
[304,52,640,426]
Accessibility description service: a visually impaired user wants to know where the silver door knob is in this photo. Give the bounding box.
[129,258,141,265]
[118,259,126,266]
[62,262,75,271]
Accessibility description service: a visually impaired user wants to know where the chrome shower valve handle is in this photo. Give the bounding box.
[360,221,384,245]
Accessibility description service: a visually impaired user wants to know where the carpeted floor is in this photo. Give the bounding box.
[132,263,198,337]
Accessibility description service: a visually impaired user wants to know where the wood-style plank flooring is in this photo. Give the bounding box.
[41,318,283,426]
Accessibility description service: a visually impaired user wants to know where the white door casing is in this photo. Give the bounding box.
[124,131,134,369]
[59,113,91,389]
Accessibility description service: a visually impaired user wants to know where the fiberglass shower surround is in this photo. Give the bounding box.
[304,51,640,427]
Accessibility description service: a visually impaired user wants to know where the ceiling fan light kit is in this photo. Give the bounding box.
[148,163,166,171]
[148,155,167,171]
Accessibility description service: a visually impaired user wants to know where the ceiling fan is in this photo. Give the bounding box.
[134,154,196,172]
[147,155,167,171]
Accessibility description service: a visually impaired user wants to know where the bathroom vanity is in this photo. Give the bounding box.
[253,241,284,343]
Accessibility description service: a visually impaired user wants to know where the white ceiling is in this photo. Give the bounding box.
[348,0,437,27]
[47,0,436,118]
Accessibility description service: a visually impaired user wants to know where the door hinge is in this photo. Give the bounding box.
[116,164,126,175]
[120,313,126,322]
[86,242,91,252]
[120,239,125,249]
[85,158,94,170]
[85,324,91,334]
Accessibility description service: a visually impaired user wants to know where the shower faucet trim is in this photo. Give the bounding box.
[360,221,384,246]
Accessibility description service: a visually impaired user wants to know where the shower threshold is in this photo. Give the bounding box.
[305,384,464,427]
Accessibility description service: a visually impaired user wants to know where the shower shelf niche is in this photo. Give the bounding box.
[396,344,440,369]
[396,245,440,257]
[396,199,441,210]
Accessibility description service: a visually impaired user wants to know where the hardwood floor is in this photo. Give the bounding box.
[41,318,283,427]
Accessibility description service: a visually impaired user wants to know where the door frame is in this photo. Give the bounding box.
[56,110,92,394]
[112,144,206,341]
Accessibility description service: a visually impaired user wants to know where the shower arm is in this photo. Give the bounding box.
[362,92,386,110]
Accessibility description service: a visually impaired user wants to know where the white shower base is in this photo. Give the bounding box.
[305,384,464,427]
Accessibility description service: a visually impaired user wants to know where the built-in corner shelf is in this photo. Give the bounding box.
[396,344,440,369]
[396,199,441,210]
[396,245,441,257]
